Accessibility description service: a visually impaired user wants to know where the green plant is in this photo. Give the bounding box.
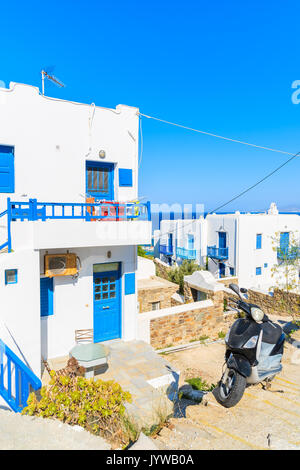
[185,377,215,392]
[218,331,226,339]
[22,371,134,447]
[167,259,202,295]
[137,245,153,259]
[199,334,209,343]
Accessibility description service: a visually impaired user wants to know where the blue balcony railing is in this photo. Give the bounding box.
[0,339,41,412]
[277,246,300,260]
[207,246,228,260]
[176,247,197,260]
[160,244,173,256]
[0,198,151,254]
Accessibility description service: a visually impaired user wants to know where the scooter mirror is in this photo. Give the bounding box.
[229,283,241,296]
[240,288,248,294]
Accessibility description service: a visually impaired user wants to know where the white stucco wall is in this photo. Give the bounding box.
[137,256,155,280]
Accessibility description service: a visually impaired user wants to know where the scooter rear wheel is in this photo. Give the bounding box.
[213,368,246,408]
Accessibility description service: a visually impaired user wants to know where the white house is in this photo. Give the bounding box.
[0,82,151,384]
[154,217,207,267]
[206,203,300,290]
[156,203,300,291]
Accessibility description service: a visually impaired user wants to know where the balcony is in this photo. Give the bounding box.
[159,244,173,256]
[207,246,228,260]
[277,246,300,260]
[176,247,197,260]
[4,198,152,251]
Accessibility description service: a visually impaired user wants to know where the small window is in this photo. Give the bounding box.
[230,267,234,276]
[5,269,18,284]
[264,263,268,268]
[256,267,262,276]
[256,234,262,249]
[0,145,15,193]
[151,301,160,311]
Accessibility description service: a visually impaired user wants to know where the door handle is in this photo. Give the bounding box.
[102,306,110,310]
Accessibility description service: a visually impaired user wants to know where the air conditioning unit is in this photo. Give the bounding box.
[45,253,78,277]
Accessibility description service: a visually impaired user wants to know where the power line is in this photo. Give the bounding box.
[138,112,294,157]
[157,150,300,239]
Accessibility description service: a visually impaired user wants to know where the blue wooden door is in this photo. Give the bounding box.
[218,232,226,248]
[0,146,14,193]
[219,263,225,278]
[93,270,121,342]
[86,161,114,200]
[168,233,173,252]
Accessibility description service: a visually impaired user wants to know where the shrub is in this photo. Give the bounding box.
[185,377,215,392]
[22,371,134,447]
[167,259,201,294]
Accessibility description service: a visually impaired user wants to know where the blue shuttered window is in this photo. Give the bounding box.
[40,278,54,317]
[280,232,289,255]
[256,267,262,276]
[256,234,262,249]
[0,145,14,193]
[86,162,114,200]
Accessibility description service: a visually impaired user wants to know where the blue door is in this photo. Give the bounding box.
[188,234,194,250]
[40,278,54,317]
[219,263,225,278]
[168,234,173,253]
[86,161,114,200]
[0,146,14,193]
[93,269,121,342]
[218,232,226,248]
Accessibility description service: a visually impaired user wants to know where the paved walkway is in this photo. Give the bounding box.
[0,409,110,450]
[44,340,180,429]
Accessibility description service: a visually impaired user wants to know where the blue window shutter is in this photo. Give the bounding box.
[125,273,135,295]
[40,278,54,316]
[0,146,14,193]
[256,234,262,249]
[256,267,262,276]
[119,169,133,187]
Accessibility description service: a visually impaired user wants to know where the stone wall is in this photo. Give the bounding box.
[248,288,300,318]
[217,276,238,287]
[154,258,172,281]
[149,301,224,349]
[138,276,179,313]
[183,281,224,316]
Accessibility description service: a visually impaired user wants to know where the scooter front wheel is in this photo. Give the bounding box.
[213,368,246,408]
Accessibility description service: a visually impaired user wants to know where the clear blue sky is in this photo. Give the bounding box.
[1,0,300,212]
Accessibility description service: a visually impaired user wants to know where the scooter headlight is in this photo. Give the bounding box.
[243,335,258,348]
[251,307,264,322]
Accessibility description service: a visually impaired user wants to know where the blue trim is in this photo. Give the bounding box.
[86,161,114,200]
[125,272,135,295]
[119,168,133,187]
[256,267,262,276]
[256,234,262,249]
[5,269,18,285]
[207,246,228,260]
[264,263,268,268]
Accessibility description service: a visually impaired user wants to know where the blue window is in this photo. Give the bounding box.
[124,273,135,295]
[40,277,54,317]
[256,234,262,249]
[280,232,289,255]
[119,169,133,187]
[5,269,18,284]
[86,161,114,200]
[264,263,268,268]
[0,145,14,193]
[256,267,262,276]
[230,267,234,276]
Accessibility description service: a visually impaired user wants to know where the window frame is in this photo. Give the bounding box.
[5,269,18,285]
[256,233,262,250]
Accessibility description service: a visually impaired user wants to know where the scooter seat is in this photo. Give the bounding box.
[261,321,282,344]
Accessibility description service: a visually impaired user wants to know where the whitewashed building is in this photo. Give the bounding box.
[0,82,151,389]
[156,203,300,291]
[154,217,207,267]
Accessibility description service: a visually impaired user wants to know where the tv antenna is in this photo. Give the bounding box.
[41,68,65,95]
